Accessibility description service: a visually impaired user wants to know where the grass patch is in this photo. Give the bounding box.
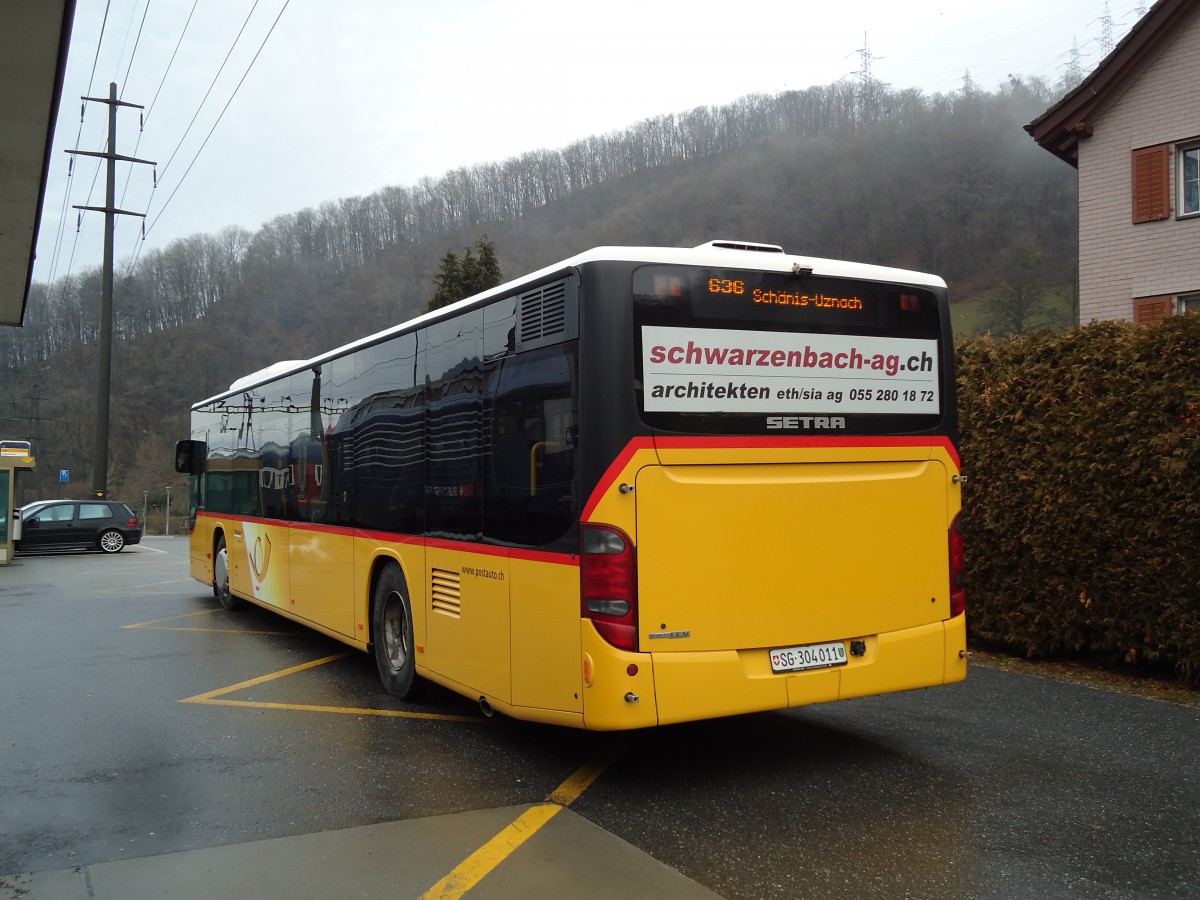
[950,284,1077,338]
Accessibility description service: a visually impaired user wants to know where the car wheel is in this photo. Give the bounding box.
[372,564,421,699]
[98,529,125,553]
[214,536,241,610]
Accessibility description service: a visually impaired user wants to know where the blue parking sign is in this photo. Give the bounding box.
[59,469,69,484]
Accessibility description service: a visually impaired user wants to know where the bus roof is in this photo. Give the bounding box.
[196,242,947,407]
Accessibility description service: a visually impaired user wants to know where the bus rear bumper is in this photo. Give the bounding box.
[650,615,968,727]
[580,616,966,730]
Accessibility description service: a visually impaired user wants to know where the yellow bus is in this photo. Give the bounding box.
[175,240,966,729]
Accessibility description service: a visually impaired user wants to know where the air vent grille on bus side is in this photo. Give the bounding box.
[515,278,578,352]
[431,567,462,617]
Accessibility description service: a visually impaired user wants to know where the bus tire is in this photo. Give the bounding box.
[213,535,240,611]
[372,564,421,699]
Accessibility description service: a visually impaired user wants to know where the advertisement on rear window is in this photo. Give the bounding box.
[641,326,939,415]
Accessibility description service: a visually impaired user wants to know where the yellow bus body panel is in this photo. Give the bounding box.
[635,458,953,652]
[423,544,511,704]
[509,555,583,714]
[577,441,966,729]
[189,516,214,587]
[290,524,354,638]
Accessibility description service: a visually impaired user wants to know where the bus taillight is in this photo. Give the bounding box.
[581,524,638,651]
[949,513,965,617]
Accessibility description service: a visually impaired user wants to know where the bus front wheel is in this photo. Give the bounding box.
[372,564,420,699]
[213,535,240,611]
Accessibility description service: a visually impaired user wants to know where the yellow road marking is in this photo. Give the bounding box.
[189,697,481,722]
[422,805,563,899]
[98,581,200,594]
[123,608,296,635]
[180,654,482,724]
[546,742,620,805]
[183,653,351,701]
[421,743,620,899]
[124,609,222,628]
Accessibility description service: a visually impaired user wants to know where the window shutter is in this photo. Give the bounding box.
[1133,295,1171,324]
[1132,145,1170,223]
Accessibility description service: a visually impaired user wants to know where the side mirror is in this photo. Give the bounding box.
[175,440,205,474]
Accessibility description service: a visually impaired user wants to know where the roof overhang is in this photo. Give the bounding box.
[1026,0,1197,167]
[0,0,76,327]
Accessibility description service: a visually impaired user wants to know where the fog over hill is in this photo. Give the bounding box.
[3,76,1076,507]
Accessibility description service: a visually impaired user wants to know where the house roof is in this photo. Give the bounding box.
[1026,0,1199,167]
[0,0,76,327]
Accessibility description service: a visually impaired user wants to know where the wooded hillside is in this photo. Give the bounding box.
[2,76,1076,510]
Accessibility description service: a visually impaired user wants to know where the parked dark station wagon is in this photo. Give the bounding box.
[16,500,143,554]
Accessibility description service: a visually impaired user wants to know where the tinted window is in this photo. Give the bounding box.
[35,505,74,523]
[79,503,112,520]
[340,332,425,533]
[425,311,484,540]
[484,343,578,546]
[193,296,579,548]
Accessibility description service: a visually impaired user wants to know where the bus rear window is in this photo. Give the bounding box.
[633,265,946,436]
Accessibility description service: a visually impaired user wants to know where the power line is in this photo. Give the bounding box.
[45,0,115,288]
[144,0,198,124]
[117,0,152,102]
[124,0,281,272]
[154,0,262,186]
[119,1,201,211]
[140,1,291,247]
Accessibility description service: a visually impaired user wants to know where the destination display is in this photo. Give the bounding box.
[633,265,940,333]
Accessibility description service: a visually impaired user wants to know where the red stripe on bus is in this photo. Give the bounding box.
[579,437,656,522]
[196,513,575,567]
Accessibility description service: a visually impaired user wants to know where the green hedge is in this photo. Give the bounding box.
[957,317,1200,686]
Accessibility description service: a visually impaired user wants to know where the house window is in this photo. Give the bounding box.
[1132,145,1171,223]
[1181,144,1199,217]
[1180,293,1200,315]
[1133,295,1171,324]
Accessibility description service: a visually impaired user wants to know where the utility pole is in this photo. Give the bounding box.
[66,83,155,499]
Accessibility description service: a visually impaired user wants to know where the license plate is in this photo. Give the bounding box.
[769,641,848,673]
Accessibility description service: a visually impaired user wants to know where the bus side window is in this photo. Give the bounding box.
[424,311,484,541]
[485,343,578,546]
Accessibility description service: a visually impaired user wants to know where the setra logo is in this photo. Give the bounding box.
[766,416,847,430]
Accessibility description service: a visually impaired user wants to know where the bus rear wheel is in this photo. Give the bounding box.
[372,564,420,699]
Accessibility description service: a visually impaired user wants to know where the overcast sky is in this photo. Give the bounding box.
[33,0,1147,286]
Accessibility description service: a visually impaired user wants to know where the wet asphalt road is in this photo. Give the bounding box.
[1,538,1198,899]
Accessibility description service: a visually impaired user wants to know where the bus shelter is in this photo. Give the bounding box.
[1,440,36,565]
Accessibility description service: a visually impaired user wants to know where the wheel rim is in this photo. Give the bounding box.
[215,546,229,596]
[382,590,409,671]
[101,531,124,552]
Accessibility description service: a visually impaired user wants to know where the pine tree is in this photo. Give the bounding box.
[427,250,463,311]
[426,237,502,311]
[467,235,502,294]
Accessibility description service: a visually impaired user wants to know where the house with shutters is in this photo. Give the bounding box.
[1026,0,1200,324]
